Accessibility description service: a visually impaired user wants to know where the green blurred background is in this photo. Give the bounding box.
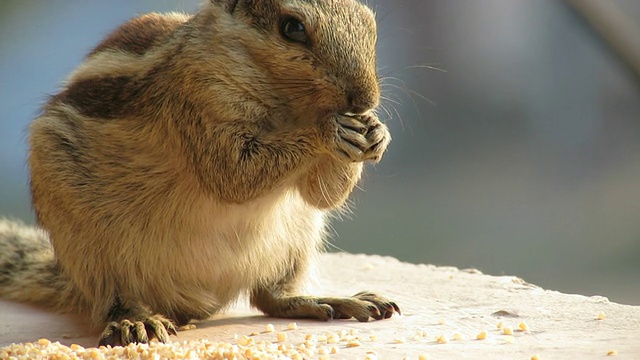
[1,1,639,305]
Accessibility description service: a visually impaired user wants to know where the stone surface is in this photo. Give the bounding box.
[1,253,639,359]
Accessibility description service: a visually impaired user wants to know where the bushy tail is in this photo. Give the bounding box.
[0,218,84,313]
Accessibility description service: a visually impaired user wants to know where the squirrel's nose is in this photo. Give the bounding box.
[345,89,379,115]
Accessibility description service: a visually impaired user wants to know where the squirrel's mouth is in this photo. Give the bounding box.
[339,110,373,117]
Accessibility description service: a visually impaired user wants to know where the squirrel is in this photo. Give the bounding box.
[0,0,399,347]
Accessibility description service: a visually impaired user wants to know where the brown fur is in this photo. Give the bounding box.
[1,0,398,346]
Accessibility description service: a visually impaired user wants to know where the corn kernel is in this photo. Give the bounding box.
[346,339,362,347]
[476,331,488,340]
[37,339,52,347]
[597,311,606,320]
[502,327,514,335]
[436,335,448,344]
[69,344,84,351]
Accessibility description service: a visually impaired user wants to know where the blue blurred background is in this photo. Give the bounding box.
[1,1,639,305]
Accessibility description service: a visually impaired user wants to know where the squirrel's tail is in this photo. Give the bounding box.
[0,218,85,312]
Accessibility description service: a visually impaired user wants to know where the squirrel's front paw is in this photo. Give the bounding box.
[98,315,177,346]
[324,291,401,322]
[256,292,400,322]
[327,113,390,163]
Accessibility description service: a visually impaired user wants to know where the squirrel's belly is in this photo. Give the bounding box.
[139,189,327,315]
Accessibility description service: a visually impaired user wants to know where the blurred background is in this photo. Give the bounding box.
[1,1,639,305]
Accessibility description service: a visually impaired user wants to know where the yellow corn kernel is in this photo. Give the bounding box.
[346,339,362,347]
[436,335,448,344]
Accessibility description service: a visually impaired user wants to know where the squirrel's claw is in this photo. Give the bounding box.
[98,315,177,347]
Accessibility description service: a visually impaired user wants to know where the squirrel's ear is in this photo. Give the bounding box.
[210,0,239,13]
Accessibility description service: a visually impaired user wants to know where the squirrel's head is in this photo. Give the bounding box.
[197,0,379,121]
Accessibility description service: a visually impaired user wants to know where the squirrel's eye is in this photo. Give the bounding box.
[281,18,308,44]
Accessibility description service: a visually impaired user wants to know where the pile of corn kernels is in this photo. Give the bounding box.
[2,336,313,360]
[0,320,526,360]
[1,323,367,360]
[1,313,619,359]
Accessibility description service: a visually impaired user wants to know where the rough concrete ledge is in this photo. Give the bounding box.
[1,253,639,359]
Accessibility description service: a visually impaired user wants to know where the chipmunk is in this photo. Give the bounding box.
[0,0,399,346]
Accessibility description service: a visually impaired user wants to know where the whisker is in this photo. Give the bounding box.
[379,103,407,132]
[380,95,401,106]
[380,80,435,107]
[391,104,408,133]
[379,94,406,129]
[378,61,447,78]
[404,87,436,106]
[377,101,393,118]
[402,64,448,73]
